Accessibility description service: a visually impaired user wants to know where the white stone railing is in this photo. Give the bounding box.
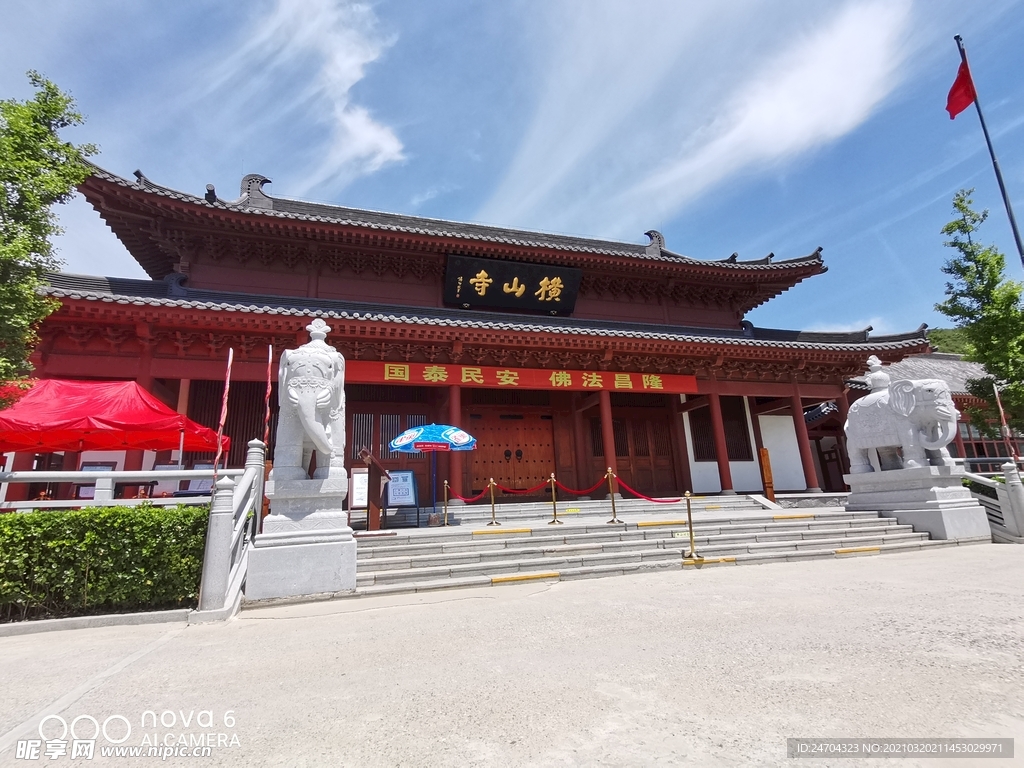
[0,440,268,621]
[194,440,266,620]
[0,469,244,510]
[964,465,1024,541]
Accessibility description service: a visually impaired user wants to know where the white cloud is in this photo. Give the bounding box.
[202,0,404,195]
[478,0,914,240]
[409,183,458,209]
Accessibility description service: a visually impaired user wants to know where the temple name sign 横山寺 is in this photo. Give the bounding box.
[444,254,582,315]
[346,360,697,393]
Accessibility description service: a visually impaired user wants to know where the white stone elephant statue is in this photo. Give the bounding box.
[844,378,960,473]
[271,318,347,482]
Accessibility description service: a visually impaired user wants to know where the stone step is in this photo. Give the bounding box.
[343,539,976,599]
[356,523,919,572]
[354,512,894,552]
[354,531,931,586]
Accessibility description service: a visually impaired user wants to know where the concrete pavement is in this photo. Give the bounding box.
[1,545,1022,766]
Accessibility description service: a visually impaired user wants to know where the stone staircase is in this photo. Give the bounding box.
[342,496,974,598]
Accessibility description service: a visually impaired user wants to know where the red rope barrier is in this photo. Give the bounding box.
[450,487,490,503]
[614,476,682,504]
[554,475,608,496]
[494,479,550,495]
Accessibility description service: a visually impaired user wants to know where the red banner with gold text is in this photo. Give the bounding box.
[345,361,697,394]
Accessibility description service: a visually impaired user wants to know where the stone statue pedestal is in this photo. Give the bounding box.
[245,475,356,600]
[844,465,991,541]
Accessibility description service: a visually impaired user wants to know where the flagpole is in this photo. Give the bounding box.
[992,382,1017,463]
[212,347,234,483]
[263,344,273,445]
[955,35,1024,266]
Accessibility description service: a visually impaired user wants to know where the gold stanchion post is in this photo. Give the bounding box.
[443,480,449,527]
[606,467,620,524]
[548,473,562,525]
[684,490,701,560]
[487,477,500,526]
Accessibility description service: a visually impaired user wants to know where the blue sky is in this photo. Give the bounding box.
[3,0,1023,334]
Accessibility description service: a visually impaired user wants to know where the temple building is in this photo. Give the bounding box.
[15,166,933,502]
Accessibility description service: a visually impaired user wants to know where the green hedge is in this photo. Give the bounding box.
[0,505,208,622]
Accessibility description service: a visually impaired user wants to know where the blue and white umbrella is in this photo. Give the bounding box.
[389,424,476,518]
[389,423,477,453]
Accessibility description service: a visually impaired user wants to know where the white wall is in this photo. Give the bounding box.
[757,415,807,491]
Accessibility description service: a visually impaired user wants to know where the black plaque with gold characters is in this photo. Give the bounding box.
[444,255,582,315]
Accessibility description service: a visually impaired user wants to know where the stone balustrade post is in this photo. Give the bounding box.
[1001,462,1024,536]
[93,478,114,502]
[198,476,237,612]
[245,440,266,539]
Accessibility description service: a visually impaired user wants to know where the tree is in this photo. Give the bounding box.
[0,72,96,407]
[935,189,1024,438]
[925,327,970,355]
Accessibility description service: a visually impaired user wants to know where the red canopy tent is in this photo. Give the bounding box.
[0,379,228,454]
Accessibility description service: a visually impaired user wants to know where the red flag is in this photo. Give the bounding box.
[946,61,976,119]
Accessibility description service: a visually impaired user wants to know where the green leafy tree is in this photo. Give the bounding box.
[935,189,1024,437]
[926,327,970,355]
[0,72,96,406]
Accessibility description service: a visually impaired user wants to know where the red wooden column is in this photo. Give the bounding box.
[598,389,619,496]
[707,392,735,494]
[448,384,463,501]
[791,382,822,493]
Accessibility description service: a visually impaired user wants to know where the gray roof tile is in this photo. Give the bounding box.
[44,272,928,354]
[87,165,824,271]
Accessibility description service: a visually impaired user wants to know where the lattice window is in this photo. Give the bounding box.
[721,396,753,462]
[633,422,650,457]
[351,413,373,460]
[688,396,752,462]
[590,418,604,457]
[613,419,629,457]
[379,414,402,459]
[652,420,672,457]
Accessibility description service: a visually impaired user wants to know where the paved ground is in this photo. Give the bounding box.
[1,545,1022,767]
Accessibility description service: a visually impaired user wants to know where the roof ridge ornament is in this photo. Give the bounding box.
[644,230,665,256]
[238,173,273,210]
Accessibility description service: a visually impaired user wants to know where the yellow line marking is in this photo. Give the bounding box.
[683,556,736,566]
[705,504,722,509]
[472,528,532,535]
[835,546,880,555]
[637,520,689,527]
[773,513,815,520]
[491,572,560,584]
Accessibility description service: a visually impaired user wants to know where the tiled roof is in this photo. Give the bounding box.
[847,353,987,394]
[85,165,825,271]
[43,272,930,353]
[865,353,987,394]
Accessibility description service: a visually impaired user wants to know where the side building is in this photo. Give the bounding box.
[19,167,931,501]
